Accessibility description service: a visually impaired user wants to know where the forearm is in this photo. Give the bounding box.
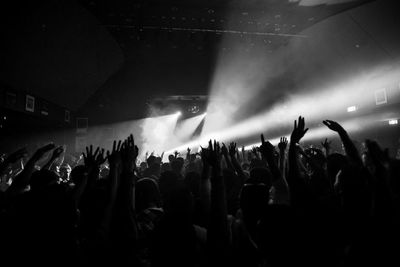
[287,144,308,205]
[266,154,288,195]
[117,171,138,240]
[223,154,234,171]
[230,156,245,183]
[6,158,37,195]
[99,166,119,238]
[208,168,229,249]
[42,157,56,170]
[338,130,362,166]
[279,151,285,175]
[200,166,211,220]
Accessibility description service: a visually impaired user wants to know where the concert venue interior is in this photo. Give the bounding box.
[1,0,399,266]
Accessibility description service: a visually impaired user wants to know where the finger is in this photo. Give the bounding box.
[86,146,90,156]
[112,140,116,152]
[261,134,265,144]
[94,147,100,157]
[117,140,122,151]
[90,145,93,155]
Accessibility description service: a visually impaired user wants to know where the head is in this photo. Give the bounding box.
[248,167,272,189]
[158,170,180,200]
[59,163,72,181]
[239,183,270,236]
[136,178,161,212]
[184,171,201,198]
[70,165,87,185]
[326,153,348,185]
[30,169,60,191]
[171,157,184,176]
[161,162,171,173]
[147,155,157,166]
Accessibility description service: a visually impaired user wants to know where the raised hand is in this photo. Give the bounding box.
[83,145,106,169]
[51,146,64,160]
[4,147,27,164]
[221,143,229,157]
[251,146,259,155]
[200,146,209,167]
[202,140,221,170]
[365,139,389,167]
[322,120,345,133]
[228,142,237,157]
[187,147,191,154]
[32,143,56,161]
[259,134,275,159]
[121,134,139,172]
[107,140,122,167]
[290,116,309,144]
[174,150,180,158]
[278,137,288,152]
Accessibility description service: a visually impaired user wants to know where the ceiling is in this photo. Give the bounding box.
[79,0,373,51]
[0,0,376,117]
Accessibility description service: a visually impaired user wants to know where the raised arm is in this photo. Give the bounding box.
[203,140,229,259]
[323,120,362,166]
[278,137,288,177]
[115,134,139,242]
[7,144,55,196]
[42,146,64,170]
[228,142,246,181]
[287,116,310,207]
[0,148,27,176]
[221,143,234,171]
[321,138,331,158]
[260,134,288,195]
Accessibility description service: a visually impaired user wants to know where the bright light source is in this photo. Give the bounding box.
[176,111,182,116]
[347,106,357,112]
[388,119,398,125]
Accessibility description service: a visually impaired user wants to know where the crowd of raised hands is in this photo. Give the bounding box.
[0,116,399,266]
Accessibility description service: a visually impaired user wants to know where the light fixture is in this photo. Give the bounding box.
[388,119,398,125]
[188,104,200,114]
[347,106,357,112]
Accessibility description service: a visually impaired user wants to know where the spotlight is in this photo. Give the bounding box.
[388,119,398,125]
[347,106,357,112]
[176,111,182,116]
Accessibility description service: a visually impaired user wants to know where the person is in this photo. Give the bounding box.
[0,116,399,267]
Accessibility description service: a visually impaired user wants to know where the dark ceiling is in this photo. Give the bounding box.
[0,0,377,124]
[79,0,373,52]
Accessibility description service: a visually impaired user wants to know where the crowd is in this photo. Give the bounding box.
[0,116,399,266]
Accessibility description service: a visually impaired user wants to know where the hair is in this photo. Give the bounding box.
[136,178,161,212]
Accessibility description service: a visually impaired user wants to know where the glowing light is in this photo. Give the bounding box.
[347,106,357,112]
[140,113,181,156]
[174,113,207,141]
[388,119,398,125]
